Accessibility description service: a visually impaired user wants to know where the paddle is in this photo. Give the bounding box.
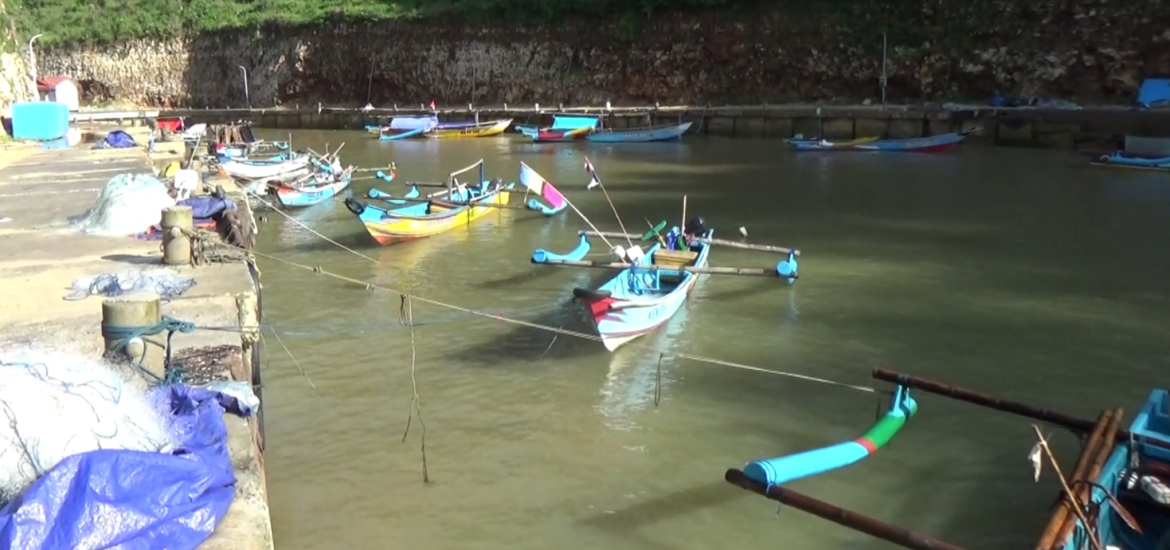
[641,220,667,242]
[644,218,667,247]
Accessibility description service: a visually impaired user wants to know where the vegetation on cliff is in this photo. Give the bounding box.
[8,0,762,45]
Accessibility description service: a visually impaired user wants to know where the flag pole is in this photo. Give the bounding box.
[585,156,633,247]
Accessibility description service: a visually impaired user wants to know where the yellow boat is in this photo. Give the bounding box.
[343,159,513,245]
[425,118,513,139]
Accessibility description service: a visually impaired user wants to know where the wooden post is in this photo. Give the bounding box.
[101,294,166,380]
[161,206,193,265]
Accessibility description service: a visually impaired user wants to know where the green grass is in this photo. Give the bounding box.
[7,0,762,46]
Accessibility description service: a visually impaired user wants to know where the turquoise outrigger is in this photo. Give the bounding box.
[726,369,1170,550]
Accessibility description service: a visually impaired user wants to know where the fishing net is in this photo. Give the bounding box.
[0,351,175,504]
[73,173,175,236]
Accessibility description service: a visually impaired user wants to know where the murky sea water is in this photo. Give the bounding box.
[253,130,1170,549]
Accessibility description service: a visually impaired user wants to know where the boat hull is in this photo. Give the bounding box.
[585,121,693,143]
[426,119,513,138]
[220,156,310,180]
[275,175,352,208]
[577,233,712,352]
[788,132,967,152]
[355,188,511,245]
[1096,151,1170,167]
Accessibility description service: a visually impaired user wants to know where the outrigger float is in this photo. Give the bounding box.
[726,368,1170,550]
[530,158,799,351]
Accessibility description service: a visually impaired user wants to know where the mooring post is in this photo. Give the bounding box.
[102,294,166,380]
[161,205,194,265]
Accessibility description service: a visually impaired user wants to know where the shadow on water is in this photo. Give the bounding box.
[579,482,751,550]
[445,302,608,367]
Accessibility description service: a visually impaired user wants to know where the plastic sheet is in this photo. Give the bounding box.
[65,268,197,301]
[0,384,247,550]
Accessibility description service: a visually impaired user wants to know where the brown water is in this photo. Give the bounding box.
[253,130,1170,550]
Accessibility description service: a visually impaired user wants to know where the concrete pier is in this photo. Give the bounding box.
[70,104,1170,148]
[0,136,272,549]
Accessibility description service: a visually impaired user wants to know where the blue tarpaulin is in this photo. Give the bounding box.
[93,130,137,149]
[1136,78,1170,108]
[0,384,251,550]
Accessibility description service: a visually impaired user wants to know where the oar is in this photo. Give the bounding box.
[531,258,798,279]
[725,469,968,550]
[579,229,799,256]
[871,368,1170,451]
[644,218,666,247]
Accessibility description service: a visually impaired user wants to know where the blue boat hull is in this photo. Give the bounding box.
[1059,390,1170,550]
[1098,152,1170,167]
[586,121,692,143]
[788,132,967,152]
[525,198,567,216]
[275,174,352,207]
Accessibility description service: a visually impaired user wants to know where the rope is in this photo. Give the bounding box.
[237,246,873,394]
[100,316,196,385]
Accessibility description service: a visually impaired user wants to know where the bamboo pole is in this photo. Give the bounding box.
[1034,409,1116,550]
[1047,409,1122,550]
[1030,425,1105,550]
[870,368,1168,450]
[532,258,798,278]
[724,469,970,550]
[578,230,801,256]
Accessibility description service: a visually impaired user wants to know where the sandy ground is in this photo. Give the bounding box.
[0,140,273,550]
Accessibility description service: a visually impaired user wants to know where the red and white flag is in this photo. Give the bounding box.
[583,157,601,190]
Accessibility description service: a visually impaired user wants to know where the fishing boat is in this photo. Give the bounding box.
[218,153,311,181]
[726,368,1170,550]
[516,114,601,138]
[425,119,513,139]
[535,219,713,351]
[1091,151,1170,171]
[519,162,568,216]
[529,158,799,352]
[274,167,354,208]
[787,131,968,152]
[342,159,513,245]
[585,121,692,143]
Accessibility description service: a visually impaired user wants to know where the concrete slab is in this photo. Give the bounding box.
[0,144,272,550]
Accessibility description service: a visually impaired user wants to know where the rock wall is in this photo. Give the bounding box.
[0,0,34,116]
[35,0,1170,108]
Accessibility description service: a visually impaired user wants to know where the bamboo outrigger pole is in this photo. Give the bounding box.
[532,258,798,278]
[871,368,1169,450]
[724,469,970,550]
[579,230,801,256]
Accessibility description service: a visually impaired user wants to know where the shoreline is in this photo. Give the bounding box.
[0,134,273,550]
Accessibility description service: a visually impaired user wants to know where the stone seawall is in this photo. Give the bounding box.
[36,0,1170,108]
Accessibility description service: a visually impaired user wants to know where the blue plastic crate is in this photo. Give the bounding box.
[11,101,69,141]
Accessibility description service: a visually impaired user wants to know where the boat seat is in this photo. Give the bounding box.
[652,249,698,270]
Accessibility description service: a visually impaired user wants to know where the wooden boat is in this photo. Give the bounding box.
[1093,151,1170,169]
[219,153,311,180]
[425,119,513,139]
[274,168,353,208]
[519,162,568,216]
[517,114,601,138]
[342,159,512,245]
[787,132,967,152]
[725,369,1170,550]
[585,121,692,143]
[532,221,711,351]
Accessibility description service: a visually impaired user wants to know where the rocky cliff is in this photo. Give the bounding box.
[0,0,34,117]
[35,0,1170,108]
